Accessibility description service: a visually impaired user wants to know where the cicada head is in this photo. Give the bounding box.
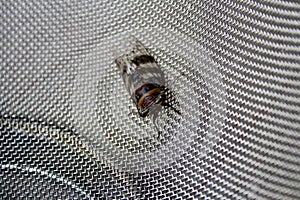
[136,85,180,118]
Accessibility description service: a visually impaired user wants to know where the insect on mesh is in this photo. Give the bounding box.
[1,0,299,199]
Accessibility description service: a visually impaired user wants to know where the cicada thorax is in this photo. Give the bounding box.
[115,40,165,99]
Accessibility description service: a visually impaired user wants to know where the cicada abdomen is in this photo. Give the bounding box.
[115,40,180,137]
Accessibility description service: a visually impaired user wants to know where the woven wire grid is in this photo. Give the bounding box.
[1,0,300,199]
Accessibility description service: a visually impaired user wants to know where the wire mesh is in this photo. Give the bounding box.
[1,0,299,199]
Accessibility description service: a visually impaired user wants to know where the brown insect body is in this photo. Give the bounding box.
[115,40,180,137]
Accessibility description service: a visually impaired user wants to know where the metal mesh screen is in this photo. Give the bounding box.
[1,0,299,199]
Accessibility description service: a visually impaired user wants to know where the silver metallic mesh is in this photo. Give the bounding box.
[1,0,299,199]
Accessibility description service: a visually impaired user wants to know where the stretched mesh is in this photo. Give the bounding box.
[1,0,299,199]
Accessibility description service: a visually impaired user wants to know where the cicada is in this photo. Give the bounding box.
[115,40,180,137]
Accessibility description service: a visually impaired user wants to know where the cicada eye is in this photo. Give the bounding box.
[139,111,148,117]
[138,107,149,118]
